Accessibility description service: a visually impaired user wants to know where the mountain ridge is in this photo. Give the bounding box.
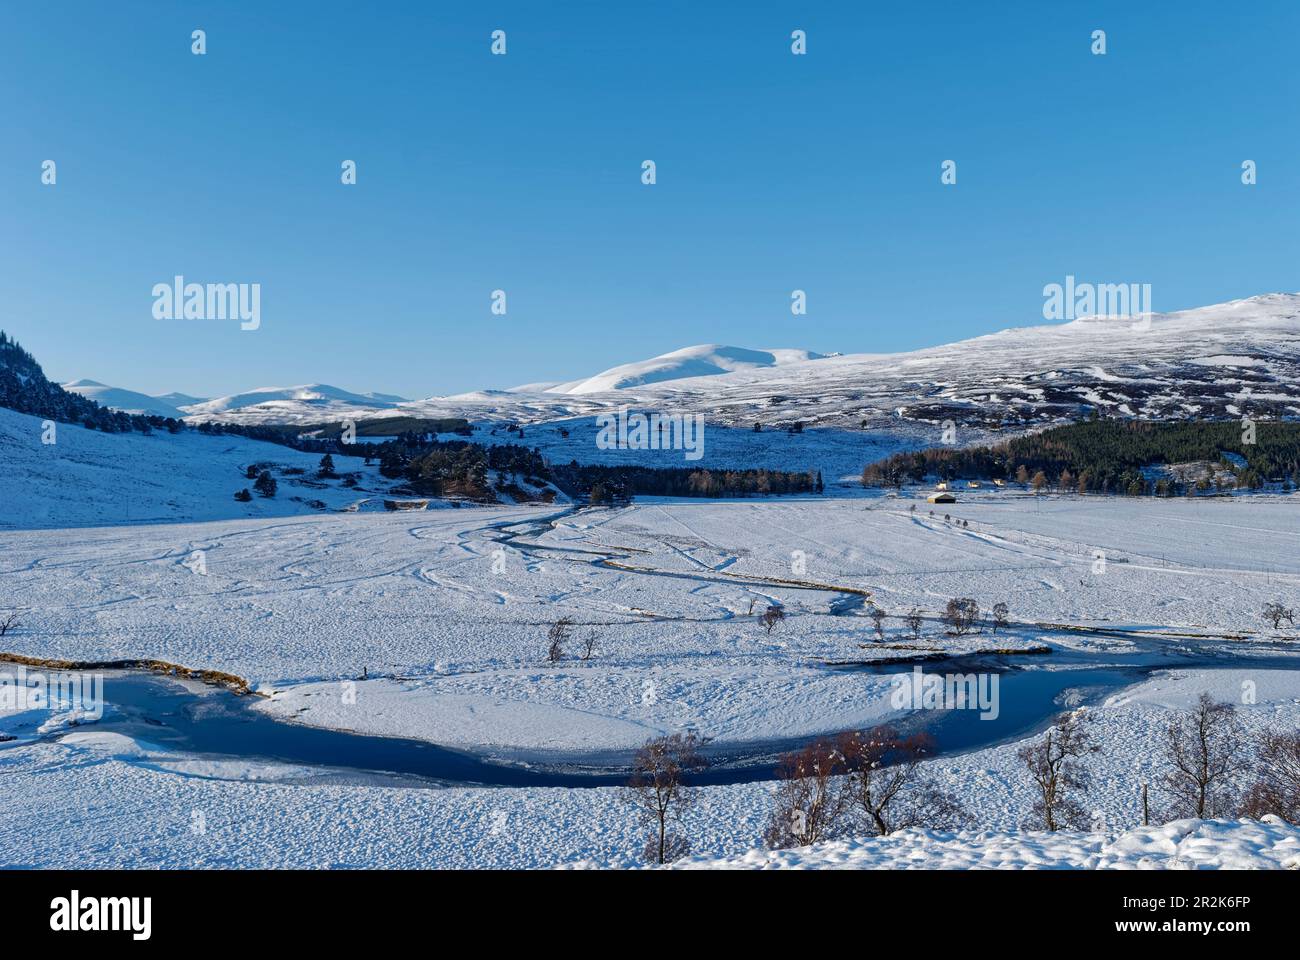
[37,291,1300,431]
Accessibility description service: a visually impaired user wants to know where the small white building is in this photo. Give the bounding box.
[928,492,957,504]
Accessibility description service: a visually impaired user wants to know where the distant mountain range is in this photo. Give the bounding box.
[180,384,408,419]
[62,380,189,418]
[34,292,1300,432]
[59,381,408,424]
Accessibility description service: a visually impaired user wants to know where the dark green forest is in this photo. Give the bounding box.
[862,419,1300,496]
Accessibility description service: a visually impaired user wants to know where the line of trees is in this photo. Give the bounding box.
[0,331,183,435]
[550,462,822,503]
[625,692,1300,864]
[862,419,1300,496]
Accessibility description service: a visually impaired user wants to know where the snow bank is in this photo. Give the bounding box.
[665,817,1300,870]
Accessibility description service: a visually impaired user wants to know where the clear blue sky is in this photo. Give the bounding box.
[2,1,1296,399]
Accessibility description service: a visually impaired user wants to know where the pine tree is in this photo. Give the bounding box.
[254,470,277,498]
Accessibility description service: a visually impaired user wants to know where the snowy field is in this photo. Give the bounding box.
[2,668,1298,868]
[3,493,1298,758]
[3,403,1299,867]
[0,407,376,529]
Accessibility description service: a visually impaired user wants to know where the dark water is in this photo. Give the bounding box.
[22,649,1300,790]
[882,664,1147,755]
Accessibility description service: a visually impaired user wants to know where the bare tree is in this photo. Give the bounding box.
[1239,730,1300,824]
[760,605,785,635]
[869,605,886,642]
[992,602,1009,634]
[580,632,597,661]
[764,738,849,849]
[837,727,969,836]
[1160,693,1245,820]
[944,598,980,637]
[626,732,707,864]
[546,617,572,663]
[1017,712,1096,830]
[0,612,18,637]
[904,607,923,642]
[1263,602,1295,630]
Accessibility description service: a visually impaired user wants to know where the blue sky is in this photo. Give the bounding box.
[2,1,1296,399]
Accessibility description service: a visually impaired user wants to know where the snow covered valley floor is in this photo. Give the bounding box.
[2,495,1299,867]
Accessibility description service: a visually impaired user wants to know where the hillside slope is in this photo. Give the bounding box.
[0,405,371,529]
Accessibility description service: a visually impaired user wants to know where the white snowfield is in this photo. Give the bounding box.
[3,422,1300,759]
[3,397,1300,867]
[665,818,1300,870]
[0,406,374,529]
[1,668,1297,868]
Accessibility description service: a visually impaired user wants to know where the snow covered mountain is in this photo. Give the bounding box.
[60,293,1300,432]
[534,344,830,395]
[179,384,407,422]
[56,378,407,425]
[61,380,187,418]
[155,391,208,407]
[391,293,1300,431]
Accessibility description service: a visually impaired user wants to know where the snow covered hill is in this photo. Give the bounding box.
[536,344,830,395]
[180,383,407,423]
[402,293,1300,431]
[56,377,407,427]
[0,405,372,529]
[155,391,207,407]
[61,380,186,418]
[155,292,1300,433]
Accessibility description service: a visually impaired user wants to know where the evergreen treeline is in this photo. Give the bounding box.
[551,462,823,503]
[0,331,183,434]
[862,419,1300,495]
[390,438,550,501]
[212,420,825,504]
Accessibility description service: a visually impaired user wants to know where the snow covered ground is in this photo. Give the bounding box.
[3,430,1299,867]
[2,667,1297,868]
[3,487,1299,755]
[665,818,1300,870]
[0,406,377,529]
